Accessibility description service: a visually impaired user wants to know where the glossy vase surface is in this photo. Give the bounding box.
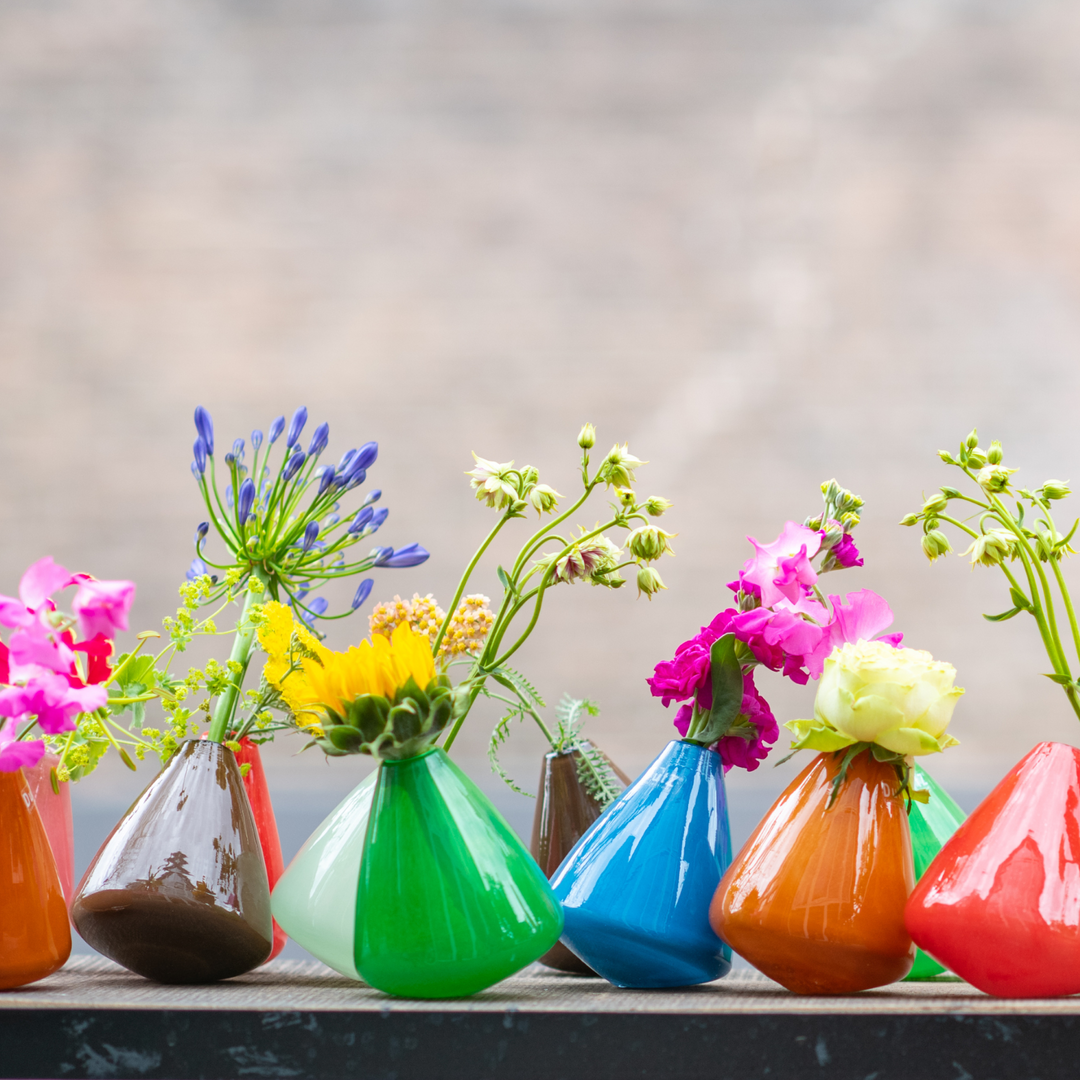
[72,740,272,983]
[271,772,377,980]
[906,741,1080,997]
[711,750,915,994]
[24,752,75,907]
[550,740,732,989]
[530,744,630,974]
[356,748,563,998]
[904,764,966,980]
[0,768,71,989]
[235,738,286,962]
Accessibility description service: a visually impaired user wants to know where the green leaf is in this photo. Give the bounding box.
[983,607,1022,622]
[490,666,547,711]
[688,635,743,746]
[497,566,514,595]
[1044,673,1077,686]
[1008,588,1032,610]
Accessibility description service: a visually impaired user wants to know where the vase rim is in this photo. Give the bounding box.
[381,746,441,767]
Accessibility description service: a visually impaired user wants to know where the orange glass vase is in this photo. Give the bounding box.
[0,767,71,989]
[710,749,915,994]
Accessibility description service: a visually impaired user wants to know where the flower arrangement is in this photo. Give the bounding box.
[648,480,899,771]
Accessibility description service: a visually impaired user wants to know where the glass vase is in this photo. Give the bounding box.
[355,748,563,998]
[904,763,966,980]
[550,740,732,989]
[0,767,71,989]
[24,751,74,907]
[906,741,1080,997]
[529,744,630,974]
[270,772,378,980]
[71,739,273,983]
[235,737,286,962]
[711,748,915,994]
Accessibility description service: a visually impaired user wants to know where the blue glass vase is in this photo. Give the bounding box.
[550,739,732,988]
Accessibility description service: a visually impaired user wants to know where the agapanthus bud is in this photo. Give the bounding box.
[224,452,236,467]
[348,506,375,534]
[237,478,256,523]
[988,441,1003,465]
[528,483,561,515]
[268,415,286,444]
[976,464,1016,493]
[1042,480,1072,500]
[922,492,949,514]
[900,512,920,527]
[298,596,328,627]
[286,406,308,448]
[194,406,215,456]
[636,565,666,599]
[372,546,395,567]
[302,521,320,553]
[369,507,389,532]
[644,495,673,517]
[380,542,430,568]
[232,438,245,460]
[317,466,335,496]
[577,423,596,449]
[194,521,209,545]
[282,450,306,482]
[323,513,340,527]
[921,530,952,562]
[193,438,207,474]
[346,468,367,489]
[251,429,263,451]
[967,448,988,469]
[308,421,329,458]
[353,441,379,471]
[363,489,382,507]
[225,484,234,509]
[190,461,199,479]
[352,579,374,610]
[966,429,979,449]
[338,449,356,473]
[186,557,208,582]
[627,525,676,561]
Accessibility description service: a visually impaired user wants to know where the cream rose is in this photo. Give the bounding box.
[786,639,963,756]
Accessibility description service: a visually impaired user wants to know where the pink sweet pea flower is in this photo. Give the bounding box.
[801,589,902,678]
[9,617,76,675]
[0,673,107,735]
[740,522,823,607]
[0,556,75,628]
[829,532,863,569]
[0,725,45,772]
[72,578,135,640]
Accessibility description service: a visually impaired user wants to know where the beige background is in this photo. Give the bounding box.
[3,0,1080,955]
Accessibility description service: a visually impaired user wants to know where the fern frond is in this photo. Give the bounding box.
[490,666,547,710]
[574,741,623,810]
[487,703,535,798]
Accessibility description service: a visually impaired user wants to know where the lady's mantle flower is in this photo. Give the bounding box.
[739,522,822,607]
[466,455,519,510]
[437,595,495,662]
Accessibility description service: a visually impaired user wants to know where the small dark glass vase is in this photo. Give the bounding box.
[72,740,273,983]
[530,745,630,974]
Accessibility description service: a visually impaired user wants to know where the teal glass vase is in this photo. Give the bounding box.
[355,748,563,998]
[270,772,378,980]
[903,763,966,980]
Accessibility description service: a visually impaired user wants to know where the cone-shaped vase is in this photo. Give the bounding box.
[550,740,732,989]
[271,771,378,979]
[0,767,71,989]
[72,740,272,983]
[356,748,563,998]
[711,749,915,994]
[906,741,1080,997]
[24,752,74,907]
[904,763,966,980]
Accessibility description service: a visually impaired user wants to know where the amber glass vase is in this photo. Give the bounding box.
[710,749,915,994]
[72,740,273,983]
[0,768,71,989]
[24,751,75,906]
[530,745,629,973]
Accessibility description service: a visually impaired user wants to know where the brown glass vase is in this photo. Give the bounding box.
[0,767,71,989]
[530,744,630,974]
[72,740,273,984]
[710,749,915,994]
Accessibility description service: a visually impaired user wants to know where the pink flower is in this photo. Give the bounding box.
[72,578,135,640]
[739,522,823,607]
[830,532,863,569]
[0,726,44,772]
[0,556,74,629]
[9,618,75,675]
[801,589,902,678]
[647,610,736,706]
[0,673,107,735]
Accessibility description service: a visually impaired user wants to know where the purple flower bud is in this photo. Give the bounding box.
[352,579,374,610]
[186,557,208,582]
[302,521,320,552]
[194,406,214,456]
[191,462,199,479]
[308,421,329,458]
[226,484,234,509]
[297,595,328,627]
[317,467,335,496]
[346,468,367,490]
[232,438,245,460]
[286,406,308,449]
[193,438,207,474]
[372,546,395,567]
[293,587,310,602]
[282,451,306,483]
[337,449,356,473]
[369,507,389,532]
[194,521,209,546]
[323,514,340,527]
[251,429,264,451]
[380,542,430,568]
[353,441,378,471]
[268,415,286,444]
[363,489,382,507]
[238,479,256,524]
[224,452,236,468]
[347,506,374,534]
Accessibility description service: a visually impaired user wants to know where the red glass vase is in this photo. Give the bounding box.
[235,738,286,961]
[0,767,71,989]
[906,741,1080,997]
[24,752,75,907]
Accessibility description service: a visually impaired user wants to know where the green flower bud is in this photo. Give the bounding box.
[962,528,1015,567]
[577,423,596,449]
[976,464,1016,494]
[966,429,979,449]
[939,450,957,464]
[614,486,636,508]
[941,486,961,498]
[520,466,540,486]
[598,444,645,488]
[900,512,920,527]
[527,483,561,516]
[627,525,676,561]
[922,492,949,514]
[821,478,841,502]
[966,448,988,469]
[987,441,1003,465]
[839,511,860,528]
[643,495,673,517]
[805,515,824,531]
[636,565,666,599]
[1042,480,1071,500]
[921,530,952,562]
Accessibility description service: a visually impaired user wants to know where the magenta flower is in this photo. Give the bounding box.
[9,618,75,675]
[647,610,736,706]
[0,556,74,628]
[830,532,863,569]
[0,673,107,735]
[739,522,823,607]
[801,588,902,678]
[71,577,136,640]
[0,726,44,772]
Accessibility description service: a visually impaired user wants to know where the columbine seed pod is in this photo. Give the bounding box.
[643,496,673,517]
[922,492,949,514]
[900,512,920,527]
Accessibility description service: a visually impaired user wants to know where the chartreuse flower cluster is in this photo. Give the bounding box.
[263,425,671,805]
[903,428,1080,722]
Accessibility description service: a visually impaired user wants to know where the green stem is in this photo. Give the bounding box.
[1050,556,1080,673]
[440,681,485,753]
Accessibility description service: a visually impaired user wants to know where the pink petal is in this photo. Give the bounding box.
[828,589,896,647]
[0,731,45,772]
[18,557,73,611]
[0,595,33,629]
[8,620,75,675]
[72,579,136,640]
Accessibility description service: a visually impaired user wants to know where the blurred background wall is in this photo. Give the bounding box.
[3,0,1080,959]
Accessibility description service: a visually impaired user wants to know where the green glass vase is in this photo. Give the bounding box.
[355,748,563,998]
[903,763,966,980]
